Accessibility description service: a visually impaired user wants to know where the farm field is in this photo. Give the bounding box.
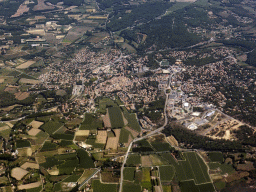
[40,120,63,135]
[123,167,136,181]
[207,152,223,163]
[159,165,175,182]
[126,154,141,166]
[80,113,103,130]
[123,181,141,192]
[92,180,118,192]
[121,106,141,132]
[108,107,124,128]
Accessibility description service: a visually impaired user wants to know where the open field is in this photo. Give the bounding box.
[119,128,131,143]
[19,78,40,84]
[29,120,44,129]
[123,181,141,192]
[125,126,139,138]
[78,169,97,184]
[77,149,95,169]
[80,113,103,130]
[141,155,152,167]
[16,61,36,69]
[96,130,107,144]
[14,92,30,100]
[33,0,54,11]
[105,129,120,150]
[18,182,41,190]
[11,167,29,180]
[121,107,141,132]
[21,162,39,169]
[28,128,41,136]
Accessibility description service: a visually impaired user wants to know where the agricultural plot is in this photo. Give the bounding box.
[133,139,154,152]
[141,155,152,167]
[105,129,120,150]
[16,140,31,148]
[40,120,63,135]
[150,154,169,166]
[159,166,175,182]
[119,128,131,143]
[16,60,36,69]
[126,154,141,166]
[11,167,29,180]
[77,149,95,169]
[121,107,141,132]
[78,169,97,184]
[92,180,118,192]
[123,167,136,181]
[29,120,44,129]
[80,113,103,130]
[208,162,235,174]
[159,152,213,191]
[180,180,215,192]
[123,181,141,192]
[97,97,118,114]
[40,142,58,152]
[108,107,124,128]
[207,152,223,163]
[96,130,107,144]
[52,133,74,140]
[141,167,152,190]
[150,142,172,151]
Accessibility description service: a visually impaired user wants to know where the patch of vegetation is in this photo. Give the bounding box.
[207,152,223,163]
[119,128,131,143]
[58,158,79,175]
[159,165,175,182]
[40,120,63,135]
[40,142,58,152]
[80,113,103,130]
[52,133,74,140]
[77,149,95,169]
[123,181,141,192]
[92,180,117,192]
[126,154,141,166]
[108,107,124,128]
[16,140,31,148]
[123,167,136,181]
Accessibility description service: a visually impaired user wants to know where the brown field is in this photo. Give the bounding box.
[105,129,120,150]
[0,126,10,132]
[11,3,29,18]
[0,78,4,83]
[5,122,14,128]
[15,92,30,100]
[29,120,44,129]
[124,134,133,147]
[75,136,87,141]
[96,130,107,144]
[18,148,32,157]
[1,104,22,112]
[11,167,29,180]
[33,0,54,11]
[141,155,152,167]
[16,61,36,69]
[75,130,90,136]
[28,128,41,136]
[18,181,41,190]
[21,162,39,170]
[63,26,94,43]
[36,156,46,164]
[101,172,120,183]
[102,110,111,128]
[48,168,59,176]
[237,162,254,171]
[166,135,178,147]
[19,78,40,84]
[4,86,18,93]
[125,126,139,138]
[150,155,164,166]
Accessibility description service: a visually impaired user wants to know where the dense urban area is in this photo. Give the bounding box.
[0,0,255,192]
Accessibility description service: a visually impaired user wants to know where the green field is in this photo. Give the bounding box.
[160,152,212,187]
[119,128,131,143]
[80,113,103,130]
[92,180,118,192]
[121,107,141,132]
[208,162,235,174]
[159,165,175,182]
[16,140,31,148]
[108,107,124,128]
[162,185,172,192]
[123,181,141,192]
[97,97,118,114]
[123,167,136,181]
[40,120,63,135]
[150,142,172,151]
[52,133,74,140]
[40,142,58,152]
[77,149,95,169]
[141,167,152,190]
[126,154,141,166]
[207,152,223,163]
[26,185,43,192]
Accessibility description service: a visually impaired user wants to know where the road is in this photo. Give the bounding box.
[78,168,101,190]
[118,92,169,192]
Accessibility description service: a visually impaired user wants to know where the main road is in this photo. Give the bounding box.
[118,93,169,192]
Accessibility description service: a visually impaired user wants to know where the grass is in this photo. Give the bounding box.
[108,107,124,128]
[0,128,11,139]
[26,186,42,192]
[40,120,63,135]
[162,185,172,192]
[92,180,118,192]
[141,167,152,190]
[159,165,175,182]
[119,128,131,143]
[126,154,141,166]
[80,113,103,130]
[62,174,82,182]
[150,154,169,166]
[207,152,223,163]
[77,149,95,169]
[78,169,97,184]
[123,167,136,181]
[16,140,31,148]
[214,181,226,190]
